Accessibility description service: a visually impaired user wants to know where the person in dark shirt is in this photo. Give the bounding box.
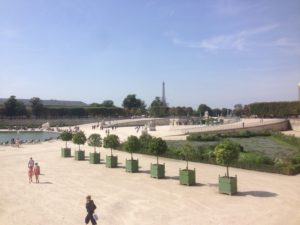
[85,195,97,225]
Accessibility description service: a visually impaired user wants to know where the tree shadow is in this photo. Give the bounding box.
[139,170,150,174]
[37,181,53,184]
[166,176,179,180]
[207,183,218,187]
[237,191,278,198]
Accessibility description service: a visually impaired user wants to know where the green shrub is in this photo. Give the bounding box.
[125,135,140,159]
[60,130,73,148]
[72,131,87,151]
[214,139,241,177]
[87,133,102,152]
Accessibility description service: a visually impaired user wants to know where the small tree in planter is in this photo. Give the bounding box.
[88,133,102,164]
[214,139,241,195]
[72,131,87,161]
[149,137,167,179]
[124,135,140,173]
[60,131,73,157]
[103,134,120,168]
[179,144,196,186]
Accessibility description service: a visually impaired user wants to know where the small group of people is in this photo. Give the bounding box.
[10,138,20,147]
[28,157,40,183]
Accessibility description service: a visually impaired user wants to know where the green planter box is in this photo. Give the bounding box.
[179,169,196,186]
[75,150,85,161]
[89,152,100,164]
[61,148,71,157]
[106,155,118,168]
[126,159,139,173]
[219,176,237,195]
[151,163,165,179]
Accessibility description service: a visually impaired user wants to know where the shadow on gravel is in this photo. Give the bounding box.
[237,191,278,197]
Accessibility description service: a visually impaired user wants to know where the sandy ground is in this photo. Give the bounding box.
[0,124,300,225]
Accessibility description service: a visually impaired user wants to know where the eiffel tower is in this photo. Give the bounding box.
[162,81,167,106]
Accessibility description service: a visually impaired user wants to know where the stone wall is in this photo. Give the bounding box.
[289,119,300,131]
[186,120,290,135]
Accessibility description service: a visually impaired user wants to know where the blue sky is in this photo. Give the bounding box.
[0,0,299,109]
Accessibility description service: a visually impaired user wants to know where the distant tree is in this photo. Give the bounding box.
[212,108,222,117]
[125,135,140,159]
[4,96,27,117]
[101,100,115,108]
[197,104,212,117]
[233,104,243,117]
[220,108,232,117]
[89,103,102,107]
[149,97,168,117]
[30,97,44,117]
[243,105,251,117]
[88,133,102,152]
[214,139,241,177]
[103,134,120,156]
[149,137,168,165]
[122,94,146,115]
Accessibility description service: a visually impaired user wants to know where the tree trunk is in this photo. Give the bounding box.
[186,160,188,170]
[65,141,67,148]
[226,166,229,177]
[131,152,133,160]
[79,144,80,151]
[110,148,112,156]
[156,155,159,165]
[94,146,96,153]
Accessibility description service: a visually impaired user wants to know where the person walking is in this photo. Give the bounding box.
[28,157,34,169]
[85,195,97,225]
[33,163,40,183]
[28,167,33,183]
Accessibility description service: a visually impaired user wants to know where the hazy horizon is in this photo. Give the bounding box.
[0,0,299,109]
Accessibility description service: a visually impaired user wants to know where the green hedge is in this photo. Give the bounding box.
[119,134,300,175]
[187,131,271,142]
[248,101,300,117]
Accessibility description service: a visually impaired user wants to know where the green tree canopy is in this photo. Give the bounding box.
[197,104,212,117]
[90,100,115,108]
[214,139,241,177]
[4,96,27,117]
[122,94,146,114]
[149,97,168,117]
[125,135,140,159]
[179,144,195,169]
[233,104,243,117]
[60,130,73,148]
[72,131,87,151]
[30,97,44,117]
[212,108,222,117]
[88,133,102,152]
[149,137,168,164]
[103,134,120,156]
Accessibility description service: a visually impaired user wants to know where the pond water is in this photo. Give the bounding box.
[0,131,60,143]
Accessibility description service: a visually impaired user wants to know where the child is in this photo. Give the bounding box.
[28,167,33,184]
[33,163,40,183]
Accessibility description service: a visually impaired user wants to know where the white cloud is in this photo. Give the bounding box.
[172,24,278,51]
